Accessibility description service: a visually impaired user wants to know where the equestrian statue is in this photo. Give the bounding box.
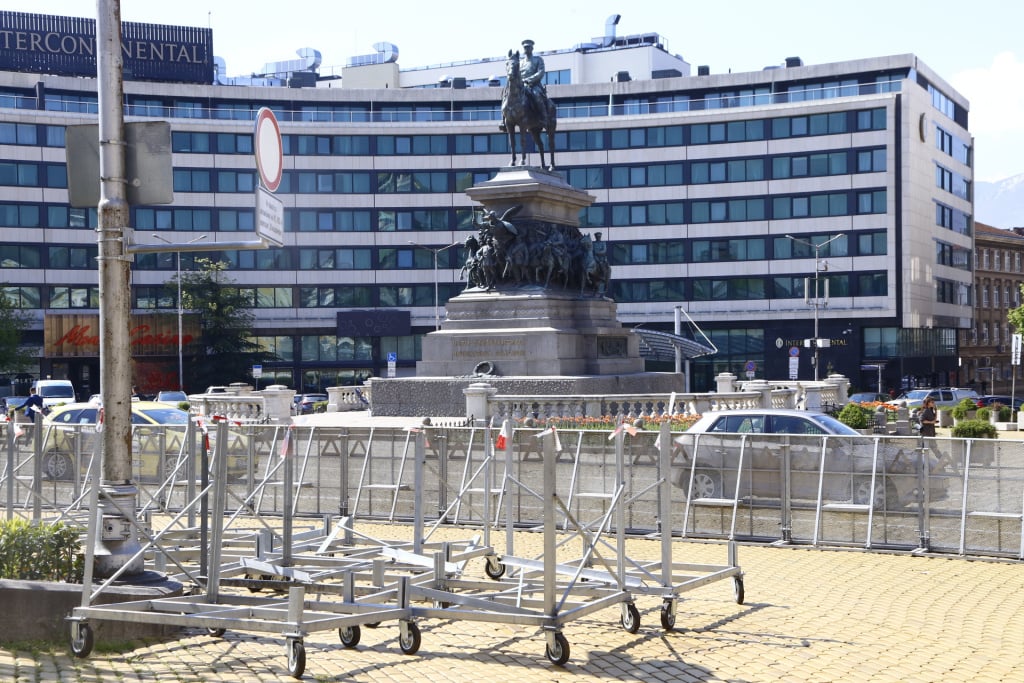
[501,39,557,170]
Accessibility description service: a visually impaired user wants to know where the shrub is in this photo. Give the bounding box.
[950,419,997,439]
[951,398,978,420]
[0,519,84,583]
[992,403,1013,422]
[977,407,991,422]
[837,402,871,429]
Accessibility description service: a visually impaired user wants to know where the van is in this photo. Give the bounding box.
[32,379,77,410]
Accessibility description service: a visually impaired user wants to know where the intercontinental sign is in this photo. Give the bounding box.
[0,11,213,83]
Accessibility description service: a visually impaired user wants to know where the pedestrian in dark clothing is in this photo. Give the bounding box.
[919,398,937,437]
[23,387,44,418]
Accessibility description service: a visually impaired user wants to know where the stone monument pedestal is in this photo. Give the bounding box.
[416,289,642,378]
[371,165,669,417]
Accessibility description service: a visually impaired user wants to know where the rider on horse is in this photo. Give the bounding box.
[519,40,548,119]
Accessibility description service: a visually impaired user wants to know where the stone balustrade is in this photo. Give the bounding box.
[326,385,371,412]
[476,372,847,423]
[188,393,267,424]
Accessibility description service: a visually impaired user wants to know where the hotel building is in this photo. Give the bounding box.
[0,12,974,397]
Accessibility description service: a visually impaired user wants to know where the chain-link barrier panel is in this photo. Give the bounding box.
[2,422,1021,560]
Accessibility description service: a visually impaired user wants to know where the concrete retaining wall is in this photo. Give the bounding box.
[0,578,183,643]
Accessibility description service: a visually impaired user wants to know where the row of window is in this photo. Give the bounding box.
[977,247,1024,273]
[165,153,892,196]
[935,124,971,166]
[170,108,894,158]
[935,202,972,236]
[976,282,1023,309]
[251,334,421,365]
[936,163,970,200]
[0,109,890,159]
[2,230,888,271]
[2,271,889,311]
[0,184,888,238]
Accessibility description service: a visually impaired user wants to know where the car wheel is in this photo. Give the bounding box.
[44,452,72,481]
[690,471,720,499]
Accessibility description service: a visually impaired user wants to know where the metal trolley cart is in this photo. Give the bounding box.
[66,420,417,678]
[396,419,744,665]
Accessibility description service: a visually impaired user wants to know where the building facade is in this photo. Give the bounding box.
[960,222,1024,395]
[0,11,975,397]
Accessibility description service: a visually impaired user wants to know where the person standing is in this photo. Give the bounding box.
[919,397,937,437]
[23,387,44,419]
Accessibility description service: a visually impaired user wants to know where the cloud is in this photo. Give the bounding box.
[950,51,1024,135]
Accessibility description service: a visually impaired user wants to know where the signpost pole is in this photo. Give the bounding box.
[94,0,142,577]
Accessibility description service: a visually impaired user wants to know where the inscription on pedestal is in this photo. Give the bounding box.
[453,337,527,359]
[598,337,627,358]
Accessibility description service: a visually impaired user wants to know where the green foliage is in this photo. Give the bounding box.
[951,398,977,420]
[998,404,1013,422]
[0,287,34,376]
[837,402,871,429]
[977,407,991,421]
[950,419,997,439]
[177,401,190,411]
[174,258,278,392]
[0,519,84,583]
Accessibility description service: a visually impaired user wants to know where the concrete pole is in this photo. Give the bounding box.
[94,0,143,577]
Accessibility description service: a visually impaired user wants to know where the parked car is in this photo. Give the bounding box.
[3,395,29,415]
[972,395,1023,409]
[293,393,328,415]
[848,392,889,404]
[672,409,949,508]
[39,402,248,482]
[156,390,188,406]
[886,387,978,410]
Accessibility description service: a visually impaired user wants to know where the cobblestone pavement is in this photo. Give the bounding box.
[1,528,1021,683]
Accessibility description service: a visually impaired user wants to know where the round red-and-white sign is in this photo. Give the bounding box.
[254,107,283,192]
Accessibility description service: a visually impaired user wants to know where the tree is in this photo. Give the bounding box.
[0,286,34,378]
[172,259,278,392]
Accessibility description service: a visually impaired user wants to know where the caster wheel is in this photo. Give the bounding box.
[660,602,676,630]
[286,639,305,679]
[484,556,506,579]
[734,576,745,605]
[620,602,640,633]
[69,622,94,658]
[206,627,226,637]
[398,621,421,655]
[545,631,570,666]
[338,624,361,648]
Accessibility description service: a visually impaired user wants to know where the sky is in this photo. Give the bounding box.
[7,0,1024,183]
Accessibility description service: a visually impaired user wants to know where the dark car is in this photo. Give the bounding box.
[673,409,949,508]
[974,395,1024,410]
[294,393,329,415]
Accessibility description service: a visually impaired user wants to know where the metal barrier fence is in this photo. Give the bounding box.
[2,421,1022,560]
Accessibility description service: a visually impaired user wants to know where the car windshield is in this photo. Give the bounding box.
[898,390,931,400]
[38,385,74,398]
[158,391,187,401]
[807,414,860,435]
[137,407,190,424]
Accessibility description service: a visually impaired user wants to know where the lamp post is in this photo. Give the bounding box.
[153,233,206,390]
[408,240,461,331]
[785,233,844,381]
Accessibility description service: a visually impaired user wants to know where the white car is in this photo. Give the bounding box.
[673,409,949,508]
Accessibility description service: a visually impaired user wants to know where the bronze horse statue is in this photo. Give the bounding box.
[502,50,557,170]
